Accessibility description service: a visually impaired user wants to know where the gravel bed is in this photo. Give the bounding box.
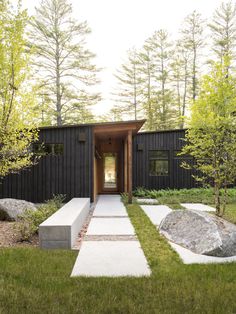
[0,221,39,248]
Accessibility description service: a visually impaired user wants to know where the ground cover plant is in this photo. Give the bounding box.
[17,194,65,241]
[1,202,236,314]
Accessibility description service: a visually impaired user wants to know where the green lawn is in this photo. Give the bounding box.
[1,203,236,313]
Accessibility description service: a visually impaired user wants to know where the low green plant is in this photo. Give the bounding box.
[133,187,236,205]
[16,194,65,241]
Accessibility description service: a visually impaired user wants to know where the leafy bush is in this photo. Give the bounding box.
[17,194,66,241]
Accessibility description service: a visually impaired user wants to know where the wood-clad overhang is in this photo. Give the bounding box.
[93,119,146,138]
[93,120,146,203]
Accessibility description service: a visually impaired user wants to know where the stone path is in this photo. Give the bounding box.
[71,195,151,277]
[141,205,172,226]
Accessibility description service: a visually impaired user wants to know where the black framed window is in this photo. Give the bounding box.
[149,150,169,176]
[33,143,64,156]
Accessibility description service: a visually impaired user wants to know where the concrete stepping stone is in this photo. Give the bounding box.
[169,242,236,264]
[141,205,172,226]
[181,203,216,212]
[71,241,151,277]
[86,217,135,236]
[93,203,128,217]
[136,198,159,205]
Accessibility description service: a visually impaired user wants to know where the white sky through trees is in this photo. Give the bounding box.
[22,0,230,115]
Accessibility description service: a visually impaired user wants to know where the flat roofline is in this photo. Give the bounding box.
[138,128,187,135]
[39,119,146,131]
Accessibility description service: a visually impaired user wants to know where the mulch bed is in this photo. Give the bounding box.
[0,221,39,248]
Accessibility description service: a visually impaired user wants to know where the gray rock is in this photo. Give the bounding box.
[159,210,236,257]
[0,198,37,221]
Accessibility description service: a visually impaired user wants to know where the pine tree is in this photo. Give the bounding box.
[170,41,191,128]
[142,30,177,130]
[180,10,204,101]
[29,0,100,126]
[113,48,143,120]
[209,1,236,65]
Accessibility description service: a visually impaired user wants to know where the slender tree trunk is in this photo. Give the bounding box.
[214,182,221,216]
[192,44,197,101]
[133,62,137,120]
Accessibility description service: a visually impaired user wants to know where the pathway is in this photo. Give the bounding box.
[71,195,151,277]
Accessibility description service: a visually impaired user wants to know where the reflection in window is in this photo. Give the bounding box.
[149,150,169,176]
[104,153,117,189]
[33,143,64,156]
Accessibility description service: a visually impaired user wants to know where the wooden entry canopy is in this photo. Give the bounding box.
[93,120,145,203]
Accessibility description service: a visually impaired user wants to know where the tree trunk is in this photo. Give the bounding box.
[214,182,221,216]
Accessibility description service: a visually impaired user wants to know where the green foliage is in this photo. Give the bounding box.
[17,194,65,241]
[181,58,236,216]
[133,187,236,205]
[0,0,38,176]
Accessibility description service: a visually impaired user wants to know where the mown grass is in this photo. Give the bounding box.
[1,203,236,313]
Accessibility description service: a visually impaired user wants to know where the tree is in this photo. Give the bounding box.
[30,0,100,126]
[143,30,177,130]
[170,41,191,128]
[209,1,236,67]
[0,0,38,177]
[113,48,143,120]
[138,41,157,130]
[180,10,204,101]
[181,58,236,217]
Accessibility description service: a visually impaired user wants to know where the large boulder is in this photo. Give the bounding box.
[159,210,236,257]
[0,198,37,221]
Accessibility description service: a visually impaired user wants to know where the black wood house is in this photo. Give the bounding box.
[0,120,197,202]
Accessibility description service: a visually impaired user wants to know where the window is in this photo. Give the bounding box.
[149,150,169,176]
[33,143,64,156]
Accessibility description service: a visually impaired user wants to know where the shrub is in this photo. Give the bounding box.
[16,194,66,241]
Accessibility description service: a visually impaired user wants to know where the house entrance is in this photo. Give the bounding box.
[103,152,118,191]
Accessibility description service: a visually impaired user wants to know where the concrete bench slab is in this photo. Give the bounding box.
[86,217,135,236]
[71,241,151,277]
[141,205,172,226]
[181,203,216,212]
[39,198,90,249]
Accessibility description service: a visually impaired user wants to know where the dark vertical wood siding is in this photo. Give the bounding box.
[0,125,93,202]
[132,130,198,190]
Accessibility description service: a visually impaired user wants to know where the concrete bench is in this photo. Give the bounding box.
[39,198,90,249]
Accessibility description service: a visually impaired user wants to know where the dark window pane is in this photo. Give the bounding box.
[44,144,52,155]
[149,150,168,159]
[54,144,64,155]
[33,143,46,156]
[33,143,64,156]
[149,160,169,176]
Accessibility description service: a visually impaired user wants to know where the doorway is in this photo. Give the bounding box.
[103,152,118,192]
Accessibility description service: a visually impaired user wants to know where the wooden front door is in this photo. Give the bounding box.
[102,152,118,192]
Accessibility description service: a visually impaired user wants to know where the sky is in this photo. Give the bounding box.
[22,0,229,114]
